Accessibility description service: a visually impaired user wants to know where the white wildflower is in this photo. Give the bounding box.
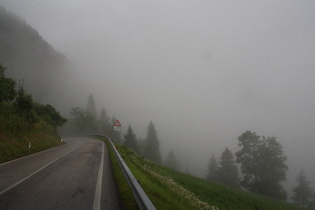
[128,152,219,210]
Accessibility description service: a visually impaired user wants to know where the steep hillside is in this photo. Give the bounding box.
[0,62,67,163]
[0,6,74,111]
[109,144,304,210]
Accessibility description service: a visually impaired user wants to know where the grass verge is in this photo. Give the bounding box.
[0,123,63,163]
[103,139,139,209]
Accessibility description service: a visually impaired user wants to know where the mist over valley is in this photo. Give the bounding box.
[1,0,314,204]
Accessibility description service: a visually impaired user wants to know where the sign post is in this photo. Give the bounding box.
[113,120,121,132]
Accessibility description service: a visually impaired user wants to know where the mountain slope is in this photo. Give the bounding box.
[0,6,74,111]
[113,144,304,210]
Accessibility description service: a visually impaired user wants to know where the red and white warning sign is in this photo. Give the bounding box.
[113,120,121,127]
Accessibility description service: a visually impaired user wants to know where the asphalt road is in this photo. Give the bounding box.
[0,137,123,210]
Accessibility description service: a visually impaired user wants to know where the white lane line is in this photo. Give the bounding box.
[93,141,104,210]
[0,144,66,167]
[0,145,81,196]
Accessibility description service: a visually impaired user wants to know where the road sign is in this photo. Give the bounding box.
[113,120,121,127]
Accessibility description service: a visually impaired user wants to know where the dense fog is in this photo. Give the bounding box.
[1,0,314,200]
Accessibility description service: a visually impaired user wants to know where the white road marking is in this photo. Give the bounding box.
[0,145,80,196]
[0,145,65,167]
[93,141,104,210]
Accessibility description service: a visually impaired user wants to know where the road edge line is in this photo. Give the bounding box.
[93,141,104,210]
[0,144,66,167]
[0,145,80,196]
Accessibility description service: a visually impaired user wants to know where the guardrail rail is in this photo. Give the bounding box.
[91,135,156,210]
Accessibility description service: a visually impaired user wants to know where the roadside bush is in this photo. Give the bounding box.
[0,63,67,132]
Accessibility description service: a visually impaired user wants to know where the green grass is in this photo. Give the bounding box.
[0,122,63,163]
[103,139,139,210]
[0,100,64,163]
[109,144,304,210]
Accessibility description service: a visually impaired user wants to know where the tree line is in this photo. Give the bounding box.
[67,94,163,164]
[68,94,182,169]
[205,130,315,208]
[67,94,315,207]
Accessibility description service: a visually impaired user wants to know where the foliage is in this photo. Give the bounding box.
[69,101,98,134]
[0,64,16,102]
[68,97,122,143]
[291,170,313,208]
[205,149,240,189]
[235,131,288,200]
[143,121,161,164]
[0,124,63,163]
[164,150,181,171]
[97,107,111,134]
[0,63,66,132]
[206,154,219,182]
[86,93,97,118]
[33,103,67,127]
[217,148,240,189]
[0,63,65,162]
[309,193,315,210]
[69,107,89,133]
[13,84,37,124]
[110,143,303,210]
[123,125,140,153]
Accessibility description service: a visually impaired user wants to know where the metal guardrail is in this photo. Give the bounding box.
[90,135,156,210]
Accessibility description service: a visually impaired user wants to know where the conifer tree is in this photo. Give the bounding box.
[98,107,110,134]
[217,148,240,188]
[164,150,181,171]
[86,93,97,118]
[291,170,313,208]
[143,121,161,164]
[308,193,315,210]
[123,125,139,153]
[87,96,97,132]
[206,154,219,182]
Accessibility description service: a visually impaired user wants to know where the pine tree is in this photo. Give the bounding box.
[217,148,240,188]
[308,192,315,210]
[123,125,139,153]
[291,170,313,208]
[164,150,181,171]
[84,94,97,133]
[86,93,97,118]
[143,121,161,164]
[69,94,98,134]
[206,154,219,182]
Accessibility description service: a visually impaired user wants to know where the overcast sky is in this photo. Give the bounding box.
[1,0,315,194]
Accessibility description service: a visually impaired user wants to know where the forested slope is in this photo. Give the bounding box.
[0,6,71,162]
[0,63,67,163]
[0,6,74,110]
